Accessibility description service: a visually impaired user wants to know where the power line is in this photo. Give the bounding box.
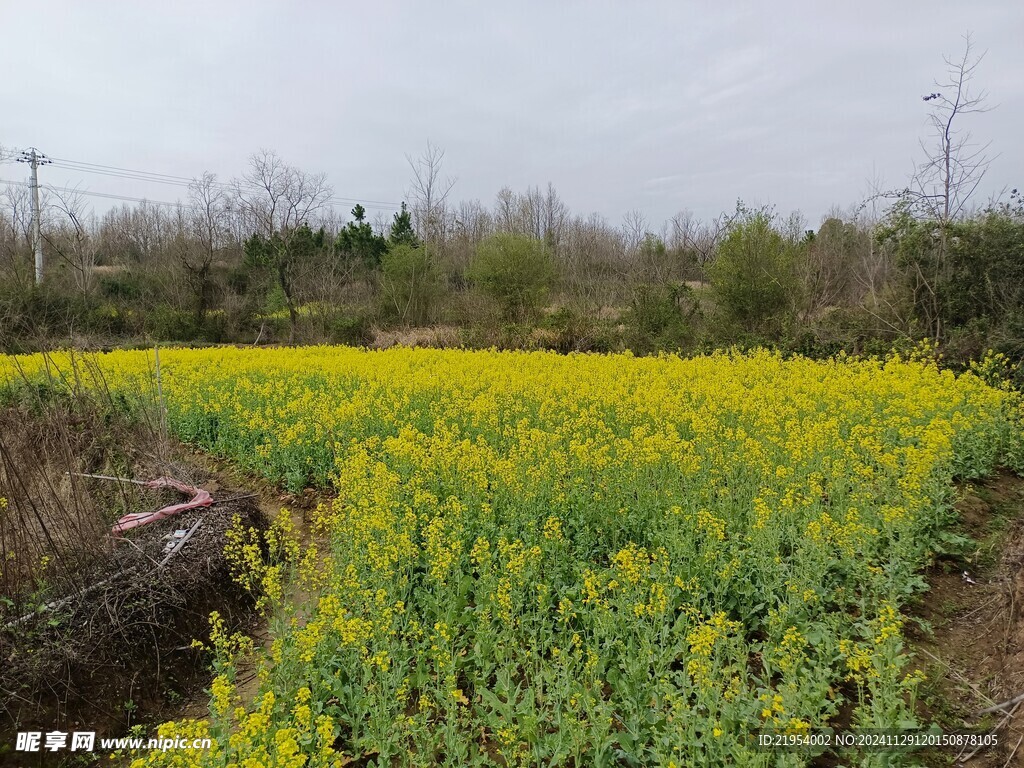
[49,162,195,189]
[5,175,406,219]
[46,154,403,210]
[49,157,198,183]
[0,178,182,208]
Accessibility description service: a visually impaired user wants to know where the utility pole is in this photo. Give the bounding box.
[16,147,52,285]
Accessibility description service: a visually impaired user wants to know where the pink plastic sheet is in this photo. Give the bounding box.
[111,477,212,536]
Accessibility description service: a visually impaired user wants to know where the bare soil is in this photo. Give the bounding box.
[912,471,1024,767]
[162,447,325,721]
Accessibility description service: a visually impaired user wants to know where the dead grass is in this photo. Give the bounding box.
[369,324,466,349]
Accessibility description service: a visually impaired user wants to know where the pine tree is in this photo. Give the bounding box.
[389,202,419,247]
[335,204,387,267]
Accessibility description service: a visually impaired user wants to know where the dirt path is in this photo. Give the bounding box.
[912,471,1024,767]
[159,447,326,722]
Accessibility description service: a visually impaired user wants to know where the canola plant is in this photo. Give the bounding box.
[2,346,1019,766]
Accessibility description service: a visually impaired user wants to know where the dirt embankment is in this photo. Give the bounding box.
[913,472,1024,767]
[0,443,270,768]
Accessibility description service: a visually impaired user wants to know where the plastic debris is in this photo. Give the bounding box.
[111,477,213,536]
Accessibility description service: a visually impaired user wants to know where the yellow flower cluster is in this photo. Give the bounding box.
[2,345,1020,765]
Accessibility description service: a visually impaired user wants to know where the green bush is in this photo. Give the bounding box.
[142,305,199,341]
[624,283,701,354]
[709,210,799,335]
[469,234,554,322]
[328,314,373,346]
[539,306,618,354]
[379,244,444,326]
[0,285,115,350]
[98,272,146,301]
[87,303,135,336]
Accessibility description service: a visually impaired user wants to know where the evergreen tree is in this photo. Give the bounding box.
[389,202,419,247]
[243,222,321,340]
[335,205,387,268]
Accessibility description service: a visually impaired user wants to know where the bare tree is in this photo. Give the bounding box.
[842,181,914,339]
[666,211,695,252]
[407,141,456,247]
[455,200,493,243]
[796,213,874,322]
[1,183,56,293]
[850,173,892,308]
[0,195,30,292]
[494,187,516,233]
[235,150,333,237]
[621,210,648,258]
[519,186,544,241]
[907,34,993,338]
[2,184,34,255]
[539,183,568,254]
[448,199,494,281]
[97,201,171,264]
[371,211,390,238]
[489,184,569,257]
[47,187,98,294]
[666,211,725,283]
[913,34,993,226]
[173,173,233,326]
[561,213,629,307]
[234,151,333,339]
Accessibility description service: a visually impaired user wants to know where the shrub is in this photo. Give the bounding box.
[142,305,199,341]
[0,285,116,351]
[709,210,799,334]
[328,314,373,346]
[469,233,554,322]
[537,306,618,354]
[624,283,701,354]
[98,271,146,301]
[379,245,444,326]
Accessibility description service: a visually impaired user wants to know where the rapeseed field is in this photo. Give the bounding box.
[2,346,1019,766]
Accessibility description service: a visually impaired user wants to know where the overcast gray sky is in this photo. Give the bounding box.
[1,1,1021,228]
